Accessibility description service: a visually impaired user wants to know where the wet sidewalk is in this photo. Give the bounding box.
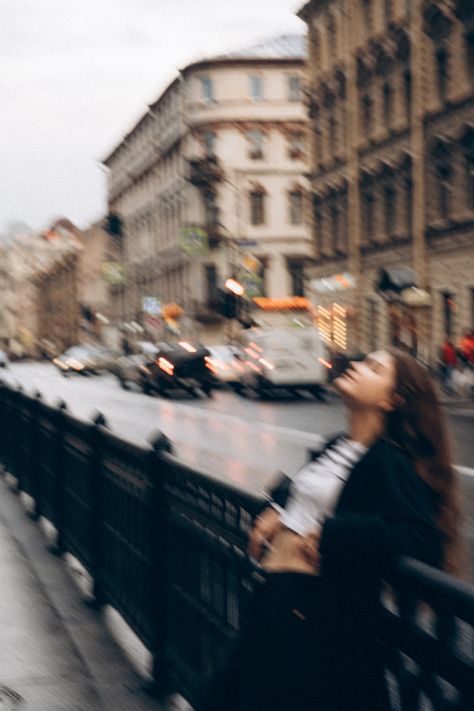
[0,473,183,711]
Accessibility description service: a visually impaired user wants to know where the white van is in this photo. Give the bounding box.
[238,327,329,398]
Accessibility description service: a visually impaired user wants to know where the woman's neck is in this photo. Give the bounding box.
[347,409,385,448]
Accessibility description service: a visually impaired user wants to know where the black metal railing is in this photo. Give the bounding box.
[0,380,472,709]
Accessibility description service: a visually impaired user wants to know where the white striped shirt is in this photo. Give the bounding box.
[279,436,368,537]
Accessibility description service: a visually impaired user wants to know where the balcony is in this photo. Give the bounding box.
[188,155,224,188]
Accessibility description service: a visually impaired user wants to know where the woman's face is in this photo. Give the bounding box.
[334,350,397,411]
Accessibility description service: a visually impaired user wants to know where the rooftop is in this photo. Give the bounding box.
[210,33,307,61]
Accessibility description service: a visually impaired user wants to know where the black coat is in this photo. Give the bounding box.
[267,436,444,711]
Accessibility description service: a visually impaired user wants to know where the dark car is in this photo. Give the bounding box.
[144,341,216,397]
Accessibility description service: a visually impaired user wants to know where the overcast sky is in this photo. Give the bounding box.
[0,0,304,234]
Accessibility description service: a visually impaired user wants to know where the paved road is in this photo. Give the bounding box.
[2,363,473,566]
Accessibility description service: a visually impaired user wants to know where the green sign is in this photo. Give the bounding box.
[102,261,125,285]
[180,226,209,256]
[238,270,263,298]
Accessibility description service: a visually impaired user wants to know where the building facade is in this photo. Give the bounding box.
[300,0,474,362]
[103,35,313,344]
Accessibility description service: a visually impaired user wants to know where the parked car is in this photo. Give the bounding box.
[53,345,117,376]
[144,341,216,397]
[0,350,9,368]
[111,341,159,390]
[205,345,245,391]
[237,327,329,399]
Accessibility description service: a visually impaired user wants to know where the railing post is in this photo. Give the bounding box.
[27,390,43,520]
[148,432,174,697]
[89,411,107,608]
[50,399,68,555]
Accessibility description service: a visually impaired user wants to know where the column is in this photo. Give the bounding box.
[266,253,290,298]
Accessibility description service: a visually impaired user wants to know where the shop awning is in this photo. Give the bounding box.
[377,267,417,293]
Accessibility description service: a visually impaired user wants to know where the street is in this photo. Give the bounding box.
[2,362,473,493]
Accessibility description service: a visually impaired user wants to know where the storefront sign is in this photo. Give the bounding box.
[309,272,355,293]
[102,261,125,285]
[180,226,209,256]
[142,297,161,315]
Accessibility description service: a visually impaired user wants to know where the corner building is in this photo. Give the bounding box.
[103,35,312,344]
[299,0,474,361]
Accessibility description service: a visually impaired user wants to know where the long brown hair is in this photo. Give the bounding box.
[386,348,465,575]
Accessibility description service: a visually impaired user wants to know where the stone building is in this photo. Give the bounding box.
[299,0,474,362]
[103,34,312,343]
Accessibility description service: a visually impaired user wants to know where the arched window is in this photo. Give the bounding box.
[328,110,337,156]
[326,12,337,56]
[383,0,392,25]
[312,194,323,256]
[382,83,394,129]
[435,46,449,103]
[361,0,373,37]
[361,95,373,137]
[462,129,474,211]
[433,146,452,219]
[361,177,375,243]
[310,29,322,68]
[383,184,396,237]
[403,70,412,124]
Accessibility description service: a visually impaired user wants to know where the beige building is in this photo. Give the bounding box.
[299,0,474,363]
[0,224,81,357]
[103,34,312,343]
[0,219,115,357]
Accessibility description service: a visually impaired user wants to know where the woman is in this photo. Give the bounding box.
[198,349,464,711]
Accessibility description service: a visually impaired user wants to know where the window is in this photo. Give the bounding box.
[329,112,337,155]
[288,75,302,102]
[361,95,373,137]
[435,47,448,103]
[203,189,219,228]
[287,131,305,159]
[327,13,337,55]
[204,264,219,307]
[361,0,373,36]
[383,185,396,237]
[289,190,304,225]
[466,34,474,86]
[403,70,412,124]
[288,260,305,297]
[250,189,265,225]
[361,187,375,241]
[383,0,392,25]
[442,292,456,338]
[367,299,379,351]
[249,75,264,102]
[436,160,452,219]
[246,130,264,159]
[330,201,340,251]
[382,83,394,129]
[202,131,215,157]
[314,108,322,163]
[313,195,323,255]
[200,77,214,103]
[465,140,474,210]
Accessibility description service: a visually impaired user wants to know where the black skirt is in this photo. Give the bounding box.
[197,572,331,711]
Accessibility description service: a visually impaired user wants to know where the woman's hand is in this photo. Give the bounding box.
[248,507,281,561]
[301,527,321,572]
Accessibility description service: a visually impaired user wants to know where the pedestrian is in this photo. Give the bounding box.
[197,349,464,711]
[457,329,474,367]
[440,336,458,395]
